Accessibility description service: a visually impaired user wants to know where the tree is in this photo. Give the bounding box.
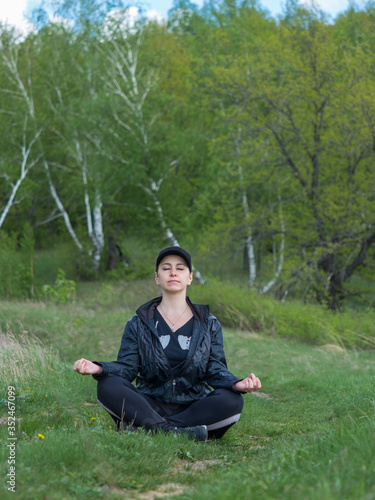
[33,23,114,273]
[186,3,285,291]
[237,9,375,307]
[0,30,42,229]
[190,2,375,307]
[100,18,207,280]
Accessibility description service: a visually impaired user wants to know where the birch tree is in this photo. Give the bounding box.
[101,19,207,281]
[0,31,42,229]
[191,9,285,293]
[35,24,110,273]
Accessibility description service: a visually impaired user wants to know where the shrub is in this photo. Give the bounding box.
[0,228,38,299]
[190,278,375,348]
[42,269,76,305]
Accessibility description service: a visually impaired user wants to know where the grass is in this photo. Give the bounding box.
[1,281,375,499]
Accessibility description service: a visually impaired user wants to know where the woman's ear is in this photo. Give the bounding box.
[155,272,160,285]
[187,272,193,285]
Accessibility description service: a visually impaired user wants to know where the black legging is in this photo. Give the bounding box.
[97,376,244,439]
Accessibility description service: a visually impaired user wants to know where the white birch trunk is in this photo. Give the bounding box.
[0,44,40,229]
[149,181,178,247]
[91,191,104,273]
[142,179,207,284]
[0,128,41,228]
[259,197,285,295]
[82,168,104,272]
[0,176,24,229]
[43,161,85,259]
[76,136,104,272]
[238,165,256,288]
[105,30,206,281]
[234,128,256,289]
[77,139,94,241]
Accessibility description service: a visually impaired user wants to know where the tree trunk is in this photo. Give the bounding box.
[259,195,285,295]
[238,165,256,288]
[44,161,86,261]
[142,179,207,284]
[91,191,104,273]
[107,233,117,271]
[81,157,105,273]
[326,277,345,310]
[0,130,41,229]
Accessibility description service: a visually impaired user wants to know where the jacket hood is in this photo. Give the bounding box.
[136,296,209,325]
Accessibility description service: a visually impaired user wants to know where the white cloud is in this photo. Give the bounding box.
[303,0,344,14]
[146,9,165,23]
[0,1,165,36]
[0,0,34,34]
[317,0,348,13]
[300,0,367,17]
[101,6,165,38]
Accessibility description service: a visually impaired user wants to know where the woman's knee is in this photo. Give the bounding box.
[215,388,244,414]
[97,375,132,400]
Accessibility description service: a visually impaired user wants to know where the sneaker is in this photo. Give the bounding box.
[173,425,208,442]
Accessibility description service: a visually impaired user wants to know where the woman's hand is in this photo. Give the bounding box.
[73,358,103,375]
[232,373,261,393]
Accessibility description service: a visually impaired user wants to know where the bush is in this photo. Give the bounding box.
[189,278,375,348]
[0,228,37,299]
[42,269,76,305]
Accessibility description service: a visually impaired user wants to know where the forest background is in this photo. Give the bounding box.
[1,0,375,312]
[2,2,375,498]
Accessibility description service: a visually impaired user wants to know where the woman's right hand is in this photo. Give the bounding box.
[73,358,103,375]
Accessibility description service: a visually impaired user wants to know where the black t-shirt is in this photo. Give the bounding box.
[154,308,194,370]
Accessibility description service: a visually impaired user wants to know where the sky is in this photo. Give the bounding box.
[0,0,367,34]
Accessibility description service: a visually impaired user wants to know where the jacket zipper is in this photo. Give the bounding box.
[149,320,176,398]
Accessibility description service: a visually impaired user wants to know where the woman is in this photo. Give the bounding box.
[73,246,261,441]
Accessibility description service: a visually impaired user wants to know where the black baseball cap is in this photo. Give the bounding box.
[156,246,192,272]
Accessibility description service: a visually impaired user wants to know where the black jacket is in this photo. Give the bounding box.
[93,296,242,404]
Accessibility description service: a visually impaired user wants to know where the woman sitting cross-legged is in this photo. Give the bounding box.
[73,246,261,442]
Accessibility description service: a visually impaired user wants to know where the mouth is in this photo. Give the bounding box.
[168,280,179,283]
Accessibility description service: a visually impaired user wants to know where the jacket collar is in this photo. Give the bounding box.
[136,296,209,325]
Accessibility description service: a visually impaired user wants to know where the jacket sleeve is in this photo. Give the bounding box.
[92,316,140,382]
[205,317,243,390]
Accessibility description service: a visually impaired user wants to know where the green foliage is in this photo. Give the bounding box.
[0,228,37,299]
[190,278,375,347]
[2,2,375,308]
[191,3,375,308]
[42,269,76,304]
[105,260,153,281]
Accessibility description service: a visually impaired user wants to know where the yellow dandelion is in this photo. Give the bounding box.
[90,417,96,420]
[109,426,112,429]
[45,395,47,397]
[38,434,45,439]
[47,426,50,429]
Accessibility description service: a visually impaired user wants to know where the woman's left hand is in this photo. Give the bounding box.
[232,373,261,393]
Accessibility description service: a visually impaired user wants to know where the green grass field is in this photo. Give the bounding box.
[1,280,375,499]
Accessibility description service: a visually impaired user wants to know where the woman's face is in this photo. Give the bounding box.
[155,254,193,293]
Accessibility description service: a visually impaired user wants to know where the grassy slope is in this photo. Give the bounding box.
[1,284,375,499]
